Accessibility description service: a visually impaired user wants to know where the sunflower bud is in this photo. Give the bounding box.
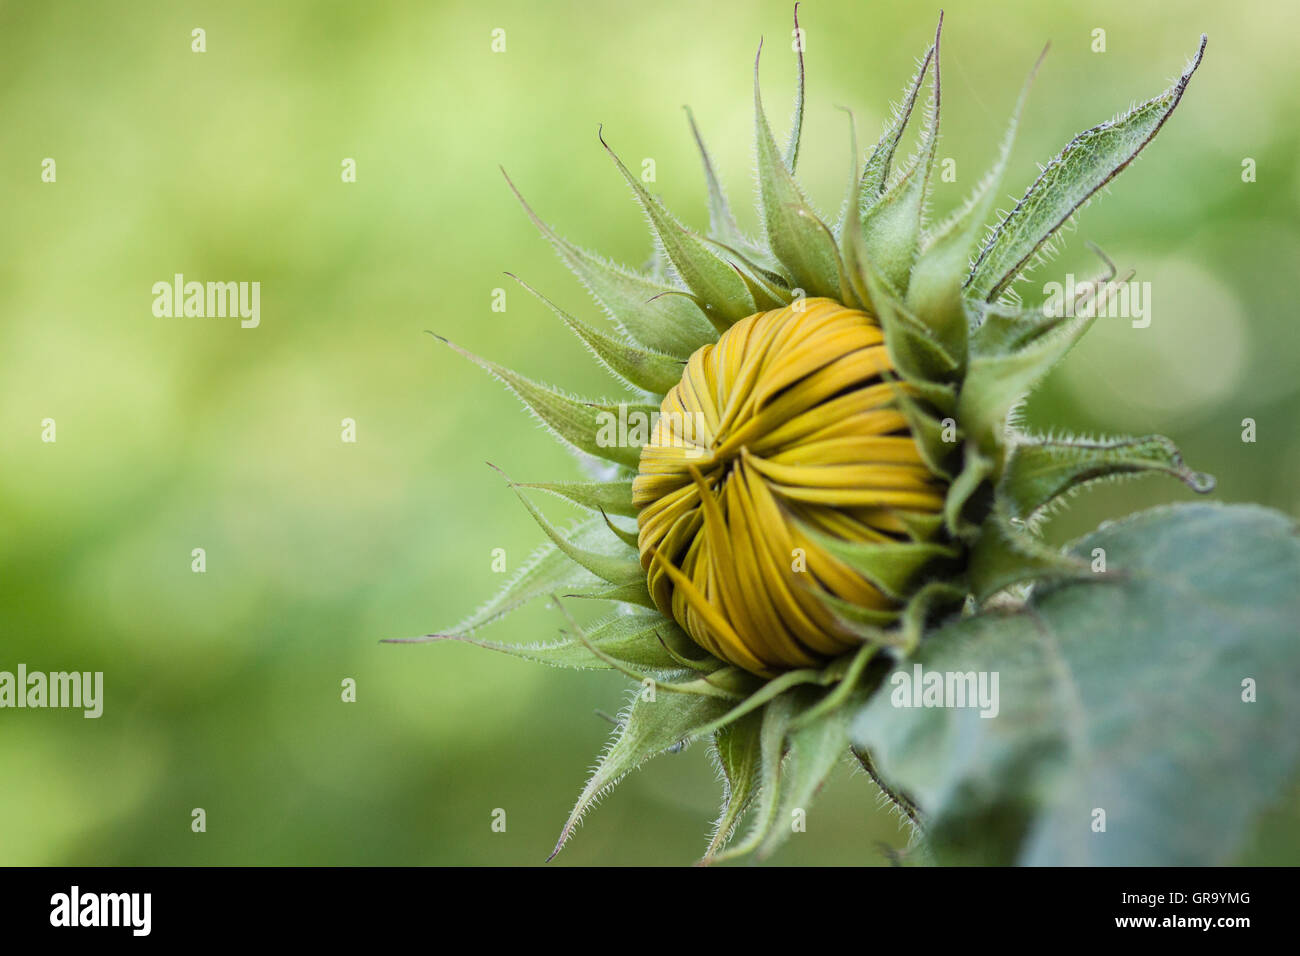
[633,298,947,675]
[412,8,1212,864]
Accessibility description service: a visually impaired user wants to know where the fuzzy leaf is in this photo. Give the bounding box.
[684,106,753,255]
[965,505,1091,604]
[816,590,901,634]
[943,442,994,540]
[852,503,1300,865]
[509,274,685,394]
[732,259,795,312]
[551,689,736,859]
[436,334,653,469]
[860,14,943,294]
[508,482,642,585]
[784,2,806,170]
[704,710,764,860]
[837,115,874,311]
[700,236,795,309]
[754,44,844,298]
[683,665,837,743]
[957,312,1094,455]
[859,40,934,209]
[571,612,710,670]
[568,577,658,611]
[503,169,714,357]
[709,691,799,863]
[862,266,961,395]
[802,530,960,601]
[891,580,967,656]
[428,516,609,637]
[423,609,694,673]
[601,130,756,328]
[598,508,640,551]
[966,36,1206,302]
[515,478,637,518]
[757,686,863,859]
[1001,433,1215,524]
[907,47,1044,355]
[968,300,1079,357]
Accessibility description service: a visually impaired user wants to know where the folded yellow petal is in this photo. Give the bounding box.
[631,298,947,675]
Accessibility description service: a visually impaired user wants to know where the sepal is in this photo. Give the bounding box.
[503,169,714,356]
[966,36,1206,302]
[1000,432,1215,527]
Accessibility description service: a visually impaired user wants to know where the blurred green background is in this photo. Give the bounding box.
[1,0,1297,865]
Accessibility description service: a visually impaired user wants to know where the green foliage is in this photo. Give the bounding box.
[966,37,1207,302]
[504,170,715,356]
[852,504,1300,865]
[753,45,844,299]
[434,334,655,469]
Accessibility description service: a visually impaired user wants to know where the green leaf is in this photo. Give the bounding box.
[708,691,799,863]
[861,266,961,393]
[552,597,743,694]
[757,687,862,859]
[569,612,710,670]
[800,528,959,601]
[567,577,657,611]
[703,710,764,860]
[907,46,1044,355]
[852,502,1300,865]
[506,480,642,586]
[943,442,994,540]
[968,299,1079,358]
[699,235,796,310]
[732,259,796,312]
[425,516,609,637]
[753,43,844,299]
[859,38,934,210]
[1001,432,1216,524]
[784,1,806,171]
[957,312,1094,455]
[683,665,837,742]
[503,168,714,357]
[790,645,878,729]
[421,609,694,673]
[965,505,1090,604]
[598,508,640,550]
[837,114,875,314]
[435,334,654,469]
[550,689,736,859]
[891,580,967,656]
[815,590,901,634]
[966,36,1206,302]
[508,273,685,395]
[600,130,756,328]
[860,14,943,294]
[683,106,753,256]
[514,478,637,517]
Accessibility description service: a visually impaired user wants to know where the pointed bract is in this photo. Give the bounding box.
[967,36,1206,302]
